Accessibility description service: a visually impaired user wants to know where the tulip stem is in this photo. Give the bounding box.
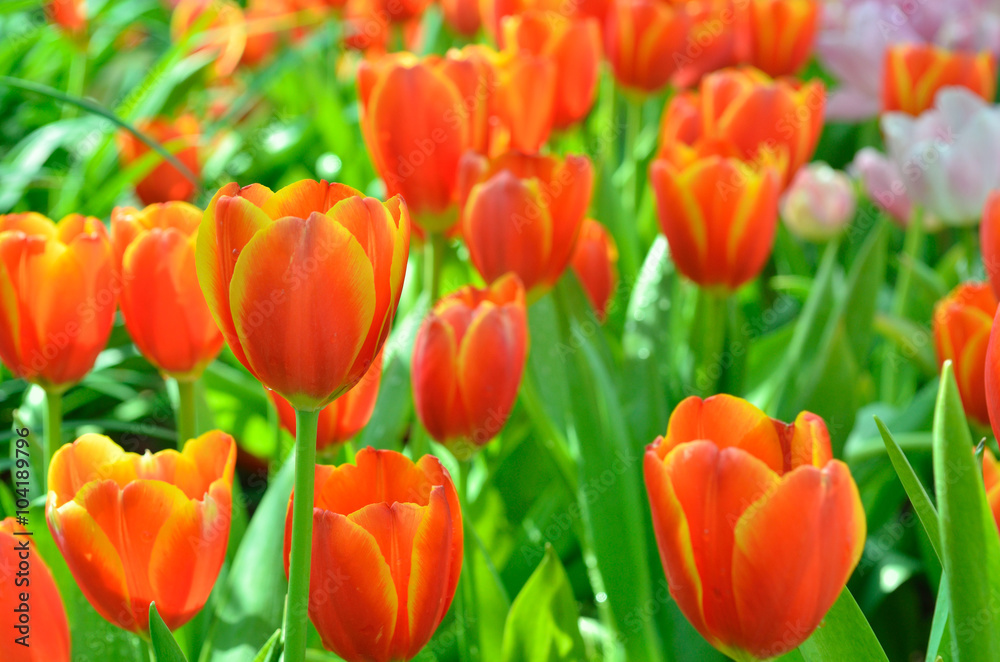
[691,287,729,396]
[175,379,197,446]
[283,407,320,662]
[43,389,62,489]
[425,232,445,301]
[457,459,480,662]
[882,207,924,403]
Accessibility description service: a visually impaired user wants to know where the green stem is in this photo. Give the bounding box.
[883,207,924,403]
[44,389,62,489]
[140,637,152,662]
[269,395,283,480]
[283,408,320,662]
[425,232,445,302]
[458,460,480,662]
[691,287,730,396]
[615,89,642,278]
[175,379,197,445]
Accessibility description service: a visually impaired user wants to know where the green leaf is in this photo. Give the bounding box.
[150,603,188,662]
[251,630,282,662]
[785,589,890,662]
[932,362,1000,662]
[874,417,942,562]
[926,577,950,662]
[501,546,586,662]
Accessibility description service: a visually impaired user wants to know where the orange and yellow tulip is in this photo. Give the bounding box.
[358,54,484,232]
[117,115,201,206]
[982,191,1000,299]
[883,44,996,116]
[659,67,824,188]
[0,517,71,662]
[671,0,740,88]
[0,213,115,392]
[412,274,527,455]
[742,0,819,77]
[196,179,410,411]
[111,203,223,380]
[645,395,865,661]
[270,349,384,451]
[649,155,780,290]
[48,0,86,38]
[501,12,601,129]
[459,150,593,297]
[46,431,236,634]
[604,0,691,94]
[571,219,619,321]
[934,282,996,427]
[491,50,556,154]
[283,447,462,662]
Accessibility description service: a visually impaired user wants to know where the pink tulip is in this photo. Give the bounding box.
[781,163,857,241]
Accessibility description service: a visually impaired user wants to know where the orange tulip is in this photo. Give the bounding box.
[571,219,618,321]
[442,0,481,36]
[982,191,1000,300]
[491,49,556,154]
[196,179,410,411]
[412,274,527,455]
[0,517,71,662]
[117,115,201,206]
[650,154,780,290]
[0,213,115,391]
[983,448,1000,532]
[479,0,528,42]
[742,0,819,77]
[934,282,996,427]
[283,448,462,662]
[459,150,593,297]
[48,0,86,37]
[170,0,247,78]
[344,0,391,52]
[270,349,384,451]
[501,11,601,129]
[604,0,691,94]
[659,67,824,188]
[111,203,223,380]
[46,431,236,634]
[359,54,486,232]
[645,395,865,660]
[883,44,996,116]
[671,0,740,89]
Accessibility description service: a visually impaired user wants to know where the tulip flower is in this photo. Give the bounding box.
[270,349,384,451]
[881,87,1000,226]
[570,219,619,321]
[46,431,236,634]
[170,0,248,78]
[645,395,865,660]
[491,50,556,154]
[743,0,819,77]
[412,274,527,457]
[934,282,997,427]
[671,0,740,89]
[658,67,825,188]
[883,44,996,115]
[982,191,1000,299]
[604,0,691,94]
[650,154,781,290]
[358,54,484,233]
[459,150,593,297]
[111,203,223,381]
[442,0,481,36]
[849,147,917,227]
[117,115,201,206]
[0,517,71,662]
[501,12,601,129]
[283,448,462,662]
[48,0,86,38]
[983,448,1000,532]
[780,162,856,242]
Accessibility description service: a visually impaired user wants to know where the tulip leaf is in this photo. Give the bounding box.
[501,545,586,662]
[932,362,1000,662]
[779,588,889,662]
[198,459,294,662]
[150,603,188,662]
[251,630,282,662]
[926,576,950,662]
[874,417,942,562]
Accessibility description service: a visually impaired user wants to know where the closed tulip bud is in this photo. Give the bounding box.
[650,155,780,290]
[412,274,527,457]
[359,54,483,232]
[743,0,819,77]
[196,179,410,411]
[111,203,223,380]
[570,219,619,321]
[883,44,996,116]
[117,115,201,206]
[459,151,593,297]
[0,213,115,391]
[270,349,384,451]
[501,12,601,129]
[48,0,86,38]
[170,0,247,78]
[605,0,691,94]
[645,395,865,661]
[442,0,481,36]
[283,448,462,662]
[0,518,71,662]
[982,191,1000,299]
[936,282,997,427]
[780,163,856,242]
[46,431,236,634]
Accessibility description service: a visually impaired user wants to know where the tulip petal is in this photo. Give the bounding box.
[405,486,456,658]
[316,448,437,515]
[48,433,133,507]
[415,455,463,614]
[262,180,362,220]
[412,314,465,442]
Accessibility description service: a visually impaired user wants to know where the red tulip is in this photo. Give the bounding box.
[48,0,86,37]
[571,218,619,321]
[0,213,116,391]
[645,395,865,660]
[671,0,741,88]
[942,282,999,428]
[491,49,556,154]
[117,116,201,206]
[442,0,481,36]
[412,274,528,455]
[604,0,691,94]
[981,190,1000,300]
[283,448,462,662]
